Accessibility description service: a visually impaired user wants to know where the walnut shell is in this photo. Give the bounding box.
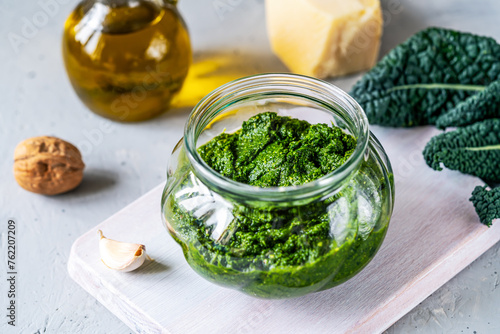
[13,136,85,195]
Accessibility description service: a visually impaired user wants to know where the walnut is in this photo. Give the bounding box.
[13,136,85,195]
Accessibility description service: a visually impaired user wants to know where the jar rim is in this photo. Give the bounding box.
[184,73,370,202]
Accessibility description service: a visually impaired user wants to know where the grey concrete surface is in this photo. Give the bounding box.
[0,0,499,333]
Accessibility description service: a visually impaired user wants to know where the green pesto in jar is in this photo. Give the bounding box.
[198,112,357,188]
[167,112,389,298]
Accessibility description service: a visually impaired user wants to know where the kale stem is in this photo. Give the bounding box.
[387,83,486,93]
[465,144,500,151]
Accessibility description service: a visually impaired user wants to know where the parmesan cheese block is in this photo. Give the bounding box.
[265,0,383,78]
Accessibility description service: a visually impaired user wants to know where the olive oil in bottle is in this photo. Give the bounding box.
[63,0,191,122]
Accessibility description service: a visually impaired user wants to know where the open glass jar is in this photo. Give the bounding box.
[161,74,394,299]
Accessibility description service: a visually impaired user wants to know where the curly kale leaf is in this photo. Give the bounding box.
[436,81,500,129]
[423,119,500,181]
[350,27,500,127]
[470,185,500,227]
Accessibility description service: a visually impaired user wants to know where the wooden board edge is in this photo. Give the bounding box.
[68,184,167,334]
[68,183,164,263]
[68,181,500,334]
[68,241,170,334]
[353,222,500,334]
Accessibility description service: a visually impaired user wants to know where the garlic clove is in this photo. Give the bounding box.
[98,230,151,272]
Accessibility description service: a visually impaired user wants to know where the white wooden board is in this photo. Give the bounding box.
[68,126,500,334]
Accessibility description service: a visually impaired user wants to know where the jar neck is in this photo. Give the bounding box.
[184,74,370,203]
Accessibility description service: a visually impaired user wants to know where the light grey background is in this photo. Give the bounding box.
[1,0,499,333]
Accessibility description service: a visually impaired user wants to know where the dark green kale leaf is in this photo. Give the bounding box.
[350,27,500,127]
[436,81,500,129]
[423,119,500,181]
[470,185,500,227]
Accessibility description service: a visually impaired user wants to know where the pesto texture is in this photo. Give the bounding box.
[198,112,357,187]
[163,112,392,298]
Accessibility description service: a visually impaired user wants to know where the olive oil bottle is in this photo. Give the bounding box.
[63,0,191,122]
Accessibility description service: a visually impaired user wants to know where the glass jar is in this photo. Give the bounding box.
[161,74,395,299]
[62,0,191,122]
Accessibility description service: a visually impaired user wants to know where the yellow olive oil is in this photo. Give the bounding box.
[63,0,191,122]
[171,53,285,109]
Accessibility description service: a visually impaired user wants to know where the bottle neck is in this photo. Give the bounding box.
[80,0,170,34]
[95,0,177,7]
